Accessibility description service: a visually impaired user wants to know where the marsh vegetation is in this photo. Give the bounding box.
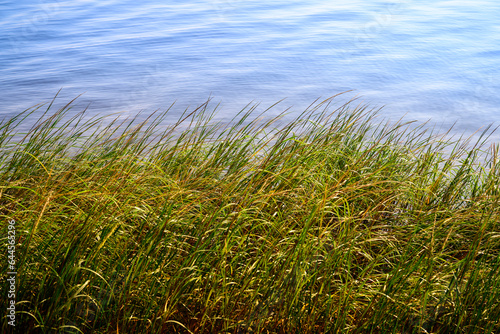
[1,96,500,333]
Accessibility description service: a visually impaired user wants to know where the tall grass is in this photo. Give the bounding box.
[1,96,499,333]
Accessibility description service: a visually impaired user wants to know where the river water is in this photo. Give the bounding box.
[1,0,499,139]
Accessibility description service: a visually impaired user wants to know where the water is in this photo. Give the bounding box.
[1,0,499,139]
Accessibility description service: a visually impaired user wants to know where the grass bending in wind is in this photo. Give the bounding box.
[1,96,500,334]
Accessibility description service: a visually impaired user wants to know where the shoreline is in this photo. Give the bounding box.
[1,97,499,333]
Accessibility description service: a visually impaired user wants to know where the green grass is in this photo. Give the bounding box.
[1,95,500,333]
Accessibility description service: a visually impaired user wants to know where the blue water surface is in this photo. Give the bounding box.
[1,0,499,138]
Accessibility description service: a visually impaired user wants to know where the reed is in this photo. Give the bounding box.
[1,95,499,333]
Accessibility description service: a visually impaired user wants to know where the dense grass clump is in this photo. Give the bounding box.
[1,96,500,333]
